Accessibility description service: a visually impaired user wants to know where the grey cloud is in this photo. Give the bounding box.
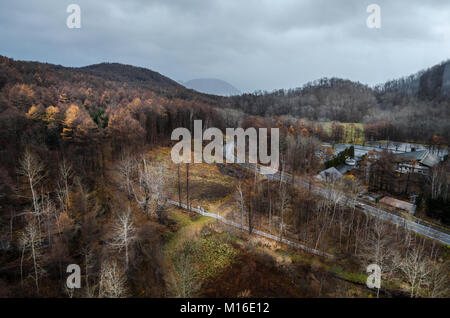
[0,0,449,92]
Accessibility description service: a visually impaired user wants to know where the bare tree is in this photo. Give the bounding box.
[268,175,273,234]
[19,217,42,294]
[186,162,190,210]
[177,163,182,206]
[57,158,73,210]
[109,208,136,270]
[361,217,394,269]
[40,195,55,246]
[117,153,134,200]
[98,260,128,298]
[327,185,344,229]
[131,156,168,222]
[151,164,169,223]
[314,198,331,250]
[428,164,447,200]
[18,149,45,217]
[398,239,431,298]
[236,180,246,231]
[170,241,200,298]
[314,184,344,247]
[132,157,153,217]
[341,177,364,252]
[359,217,395,297]
[278,171,289,241]
[426,261,449,298]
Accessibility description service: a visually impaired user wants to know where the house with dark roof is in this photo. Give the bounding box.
[316,167,343,183]
[395,150,440,175]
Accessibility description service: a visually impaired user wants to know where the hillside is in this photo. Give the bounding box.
[78,63,184,90]
[0,56,224,107]
[376,60,450,103]
[226,64,450,144]
[0,55,448,146]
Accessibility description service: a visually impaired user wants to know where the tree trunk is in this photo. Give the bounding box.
[186,163,190,210]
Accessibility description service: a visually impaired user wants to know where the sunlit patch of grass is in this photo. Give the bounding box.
[168,210,214,246]
[163,208,238,285]
[342,271,367,284]
[147,146,237,208]
[276,248,372,287]
[169,209,194,228]
[147,147,172,163]
[320,122,365,144]
[193,235,238,281]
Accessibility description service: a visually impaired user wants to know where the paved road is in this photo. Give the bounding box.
[224,143,450,246]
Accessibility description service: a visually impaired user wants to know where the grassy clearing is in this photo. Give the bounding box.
[194,234,238,281]
[148,146,237,209]
[164,208,213,255]
[281,246,404,294]
[187,162,237,208]
[320,122,365,144]
[278,247,365,283]
[328,265,366,284]
[152,146,240,281]
[163,208,238,289]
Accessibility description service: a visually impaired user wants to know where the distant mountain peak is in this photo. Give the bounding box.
[182,78,241,96]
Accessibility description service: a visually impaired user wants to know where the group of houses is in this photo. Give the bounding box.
[394,150,440,175]
[318,143,443,180]
[315,143,444,215]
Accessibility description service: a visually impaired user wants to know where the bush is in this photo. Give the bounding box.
[325,146,354,168]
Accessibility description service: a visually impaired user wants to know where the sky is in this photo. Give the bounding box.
[1,0,449,93]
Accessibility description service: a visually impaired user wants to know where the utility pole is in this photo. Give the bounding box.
[186,163,190,210]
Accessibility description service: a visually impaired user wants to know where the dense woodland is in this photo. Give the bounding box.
[0,56,227,296]
[229,61,450,144]
[0,55,449,298]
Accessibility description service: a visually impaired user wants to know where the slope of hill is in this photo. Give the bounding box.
[183,78,241,96]
[0,55,448,144]
[77,63,184,90]
[0,56,226,108]
[375,60,450,103]
[228,77,378,122]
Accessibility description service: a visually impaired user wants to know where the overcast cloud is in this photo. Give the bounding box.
[1,0,449,92]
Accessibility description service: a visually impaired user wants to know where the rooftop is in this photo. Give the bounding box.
[395,150,439,167]
[316,167,343,182]
[380,196,415,214]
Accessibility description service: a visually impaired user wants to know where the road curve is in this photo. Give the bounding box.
[224,142,450,246]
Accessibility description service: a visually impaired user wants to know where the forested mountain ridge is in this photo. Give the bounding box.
[227,62,450,143]
[77,63,184,90]
[0,55,449,149]
[0,56,224,104]
[228,78,377,122]
[228,60,450,120]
